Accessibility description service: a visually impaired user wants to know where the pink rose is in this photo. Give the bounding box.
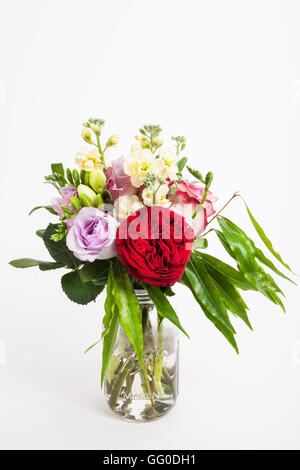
[170,180,217,237]
[105,156,138,202]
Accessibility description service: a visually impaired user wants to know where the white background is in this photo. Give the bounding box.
[0,0,299,450]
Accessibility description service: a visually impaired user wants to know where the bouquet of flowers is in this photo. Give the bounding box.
[10,118,295,422]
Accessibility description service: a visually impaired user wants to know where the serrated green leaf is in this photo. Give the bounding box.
[218,217,285,311]
[143,284,189,337]
[112,259,143,367]
[43,224,81,268]
[101,265,120,387]
[244,202,292,272]
[193,238,208,250]
[185,253,235,333]
[61,270,103,305]
[196,252,256,291]
[181,272,239,353]
[80,260,110,285]
[29,205,57,216]
[204,262,252,330]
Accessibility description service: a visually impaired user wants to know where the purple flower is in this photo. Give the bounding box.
[52,186,78,217]
[105,156,137,202]
[66,207,118,262]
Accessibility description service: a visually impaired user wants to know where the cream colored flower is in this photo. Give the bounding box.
[156,147,178,181]
[113,195,144,222]
[75,146,101,172]
[142,182,171,208]
[124,149,159,187]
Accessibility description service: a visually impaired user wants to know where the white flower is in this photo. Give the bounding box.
[156,147,178,181]
[142,182,171,208]
[75,146,101,172]
[124,148,159,187]
[113,195,144,222]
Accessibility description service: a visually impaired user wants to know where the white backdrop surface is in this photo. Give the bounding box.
[0,0,299,450]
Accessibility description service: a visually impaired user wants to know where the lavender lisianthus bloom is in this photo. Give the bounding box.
[66,207,118,262]
[52,186,78,217]
[105,156,137,202]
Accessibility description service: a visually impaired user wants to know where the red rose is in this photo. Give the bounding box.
[116,206,194,287]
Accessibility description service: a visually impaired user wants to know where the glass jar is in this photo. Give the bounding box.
[103,289,179,422]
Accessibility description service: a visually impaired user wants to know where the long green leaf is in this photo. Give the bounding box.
[218,217,285,311]
[101,265,120,387]
[143,284,189,337]
[185,253,235,333]
[196,252,256,291]
[29,205,57,216]
[9,258,64,270]
[204,262,252,330]
[181,272,239,353]
[244,202,292,272]
[112,259,143,367]
[255,246,296,285]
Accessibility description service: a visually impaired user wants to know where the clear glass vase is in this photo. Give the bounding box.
[103,289,179,422]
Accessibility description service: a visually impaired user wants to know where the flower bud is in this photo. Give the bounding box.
[152,136,163,147]
[93,193,104,210]
[72,169,80,187]
[70,196,82,212]
[79,194,92,207]
[109,134,119,146]
[89,169,106,193]
[77,184,97,203]
[91,124,101,136]
[83,171,90,186]
[82,122,91,128]
[140,138,149,149]
[81,128,93,144]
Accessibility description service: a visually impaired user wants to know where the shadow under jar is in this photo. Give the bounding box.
[104,289,179,422]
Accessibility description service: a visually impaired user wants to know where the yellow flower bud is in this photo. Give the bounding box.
[93,193,104,210]
[140,138,149,149]
[109,134,119,146]
[91,124,101,136]
[77,184,97,203]
[152,136,164,147]
[81,128,92,144]
[89,169,106,193]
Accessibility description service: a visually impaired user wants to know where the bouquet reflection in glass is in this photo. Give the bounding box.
[104,290,178,422]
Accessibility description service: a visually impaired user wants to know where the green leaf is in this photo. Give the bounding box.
[244,202,293,272]
[112,259,143,367]
[255,246,296,285]
[29,205,57,216]
[218,217,285,310]
[184,253,235,333]
[193,238,208,250]
[51,163,66,187]
[181,272,239,353]
[143,284,189,337]
[177,157,188,172]
[43,224,81,268]
[80,260,110,285]
[9,258,64,270]
[101,265,120,387]
[36,229,45,238]
[61,270,103,305]
[204,262,252,330]
[84,339,101,354]
[186,165,205,183]
[196,252,256,291]
[161,286,176,297]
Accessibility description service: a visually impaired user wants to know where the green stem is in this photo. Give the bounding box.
[206,191,240,226]
[153,319,164,396]
[108,359,133,409]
